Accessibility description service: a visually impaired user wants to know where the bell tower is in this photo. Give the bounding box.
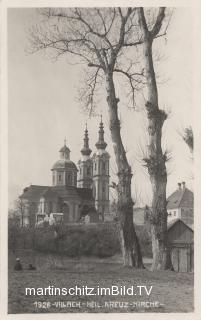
[92,117,110,220]
[51,139,78,187]
[77,124,93,189]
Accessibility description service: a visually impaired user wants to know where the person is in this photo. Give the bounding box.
[14,258,22,271]
[28,263,36,270]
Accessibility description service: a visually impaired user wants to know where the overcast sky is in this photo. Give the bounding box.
[8,7,193,208]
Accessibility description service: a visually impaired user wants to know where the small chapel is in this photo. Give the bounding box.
[19,118,110,226]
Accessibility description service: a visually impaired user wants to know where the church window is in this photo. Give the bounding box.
[61,203,70,223]
[95,163,97,171]
[102,162,106,172]
[39,201,42,213]
[80,168,82,174]
[102,186,105,193]
[87,167,90,175]
[68,174,72,184]
[93,185,96,198]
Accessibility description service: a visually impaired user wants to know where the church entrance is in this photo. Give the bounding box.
[61,203,70,223]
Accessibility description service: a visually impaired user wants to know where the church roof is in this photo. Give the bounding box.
[52,159,78,171]
[77,188,94,201]
[52,186,80,198]
[41,188,59,198]
[167,187,193,210]
[52,186,94,201]
[95,117,107,150]
[20,185,49,200]
[59,145,70,153]
[81,125,92,156]
[20,185,94,202]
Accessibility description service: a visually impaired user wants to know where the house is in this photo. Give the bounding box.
[19,119,110,226]
[167,219,194,272]
[133,207,146,225]
[167,182,193,225]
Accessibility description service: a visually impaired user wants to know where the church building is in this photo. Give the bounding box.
[19,119,110,226]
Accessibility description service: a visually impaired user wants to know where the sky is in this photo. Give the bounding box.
[7,7,193,208]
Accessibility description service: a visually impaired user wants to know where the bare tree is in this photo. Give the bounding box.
[137,8,172,270]
[28,8,146,267]
[14,198,26,227]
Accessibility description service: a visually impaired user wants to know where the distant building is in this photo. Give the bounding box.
[19,119,110,226]
[133,182,193,226]
[133,207,146,225]
[167,218,194,272]
[167,182,194,225]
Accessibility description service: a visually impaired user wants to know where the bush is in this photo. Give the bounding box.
[34,223,121,258]
[8,220,152,258]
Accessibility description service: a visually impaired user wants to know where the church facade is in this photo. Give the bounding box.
[20,119,110,226]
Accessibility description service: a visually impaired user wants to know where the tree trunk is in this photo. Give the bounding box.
[142,33,172,271]
[105,71,144,268]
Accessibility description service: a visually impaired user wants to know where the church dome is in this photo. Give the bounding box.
[52,159,78,171]
[59,145,70,153]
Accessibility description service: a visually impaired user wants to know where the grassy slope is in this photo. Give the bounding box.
[8,250,193,313]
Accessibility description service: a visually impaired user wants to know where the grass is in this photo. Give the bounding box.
[8,250,194,313]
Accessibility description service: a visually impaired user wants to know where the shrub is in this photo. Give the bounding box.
[34,223,121,258]
[8,220,152,258]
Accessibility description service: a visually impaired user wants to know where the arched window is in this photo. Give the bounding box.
[93,185,96,198]
[66,173,72,185]
[102,162,106,172]
[58,174,62,182]
[87,167,90,175]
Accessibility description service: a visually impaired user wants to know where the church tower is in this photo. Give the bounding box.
[51,139,78,187]
[77,124,93,189]
[92,117,110,220]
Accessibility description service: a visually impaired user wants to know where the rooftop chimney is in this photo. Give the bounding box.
[178,183,181,190]
[182,181,186,189]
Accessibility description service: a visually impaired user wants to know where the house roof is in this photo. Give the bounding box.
[186,223,194,231]
[167,218,193,232]
[167,187,193,210]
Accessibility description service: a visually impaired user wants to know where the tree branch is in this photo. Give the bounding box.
[114,68,145,106]
[79,67,101,117]
[150,8,166,37]
[138,7,149,38]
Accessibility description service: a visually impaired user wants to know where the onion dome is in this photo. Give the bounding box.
[81,124,92,156]
[52,139,77,171]
[52,159,77,171]
[95,115,107,150]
